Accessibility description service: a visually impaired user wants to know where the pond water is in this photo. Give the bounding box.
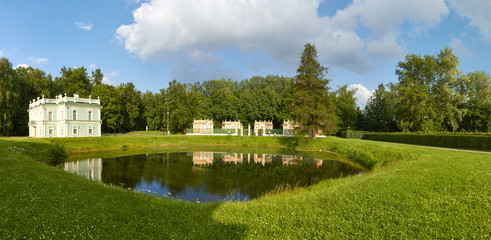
[65,149,362,202]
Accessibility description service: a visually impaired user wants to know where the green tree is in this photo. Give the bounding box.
[142,91,165,131]
[15,66,55,135]
[0,58,21,136]
[458,71,491,132]
[118,82,144,132]
[394,48,466,132]
[334,85,360,131]
[91,68,104,87]
[292,43,337,138]
[364,84,397,132]
[54,66,92,97]
[91,84,122,133]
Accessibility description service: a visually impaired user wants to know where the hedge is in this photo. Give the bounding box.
[361,133,490,151]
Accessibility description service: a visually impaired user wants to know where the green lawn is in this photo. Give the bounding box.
[0,136,489,239]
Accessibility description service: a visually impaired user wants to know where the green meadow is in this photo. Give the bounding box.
[0,135,489,239]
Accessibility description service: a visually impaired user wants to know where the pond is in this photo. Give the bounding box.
[65,148,363,202]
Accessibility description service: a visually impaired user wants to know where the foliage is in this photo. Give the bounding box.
[292,43,337,138]
[44,141,68,165]
[362,132,491,151]
[363,83,397,132]
[0,58,21,136]
[334,85,361,131]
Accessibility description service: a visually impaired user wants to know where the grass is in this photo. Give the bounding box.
[0,135,489,238]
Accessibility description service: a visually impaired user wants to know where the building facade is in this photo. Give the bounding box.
[28,94,102,138]
[192,119,214,134]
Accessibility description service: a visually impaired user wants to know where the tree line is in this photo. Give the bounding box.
[0,46,489,136]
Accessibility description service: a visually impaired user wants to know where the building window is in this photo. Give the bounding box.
[88,110,92,121]
[88,126,93,135]
[73,126,78,136]
[60,128,63,136]
[73,110,77,120]
[48,127,54,136]
[48,111,53,121]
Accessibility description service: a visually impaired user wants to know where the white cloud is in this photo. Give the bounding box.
[89,63,97,69]
[348,84,374,109]
[366,35,406,59]
[188,50,222,68]
[447,0,491,41]
[0,50,3,57]
[15,64,29,69]
[115,0,450,79]
[449,38,471,57]
[107,71,118,77]
[75,22,93,31]
[336,0,449,36]
[28,57,48,64]
[102,77,116,86]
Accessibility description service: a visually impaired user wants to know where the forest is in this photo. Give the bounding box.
[0,47,489,136]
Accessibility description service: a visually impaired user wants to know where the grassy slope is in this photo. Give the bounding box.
[0,136,489,239]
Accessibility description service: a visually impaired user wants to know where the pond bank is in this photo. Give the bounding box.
[0,136,489,238]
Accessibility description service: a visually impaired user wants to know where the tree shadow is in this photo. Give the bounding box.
[278,135,301,149]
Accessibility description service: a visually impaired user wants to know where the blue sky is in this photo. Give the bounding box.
[1,0,490,107]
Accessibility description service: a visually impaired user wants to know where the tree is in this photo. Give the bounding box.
[15,66,54,135]
[91,84,122,133]
[364,84,397,132]
[394,48,466,132]
[292,43,337,138]
[118,82,144,132]
[458,71,491,132]
[54,66,92,97]
[0,58,21,136]
[334,85,360,131]
[91,68,104,87]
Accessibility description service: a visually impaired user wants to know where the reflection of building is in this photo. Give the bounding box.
[222,153,243,163]
[192,119,214,134]
[254,121,273,136]
[282,155,303,165]
[28,94,102,138]
[64,158,103,182]
[253,154,272,165]
[283,120,301,135]
[192,152,214,165]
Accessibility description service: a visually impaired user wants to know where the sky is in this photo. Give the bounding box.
[1,0,490,108]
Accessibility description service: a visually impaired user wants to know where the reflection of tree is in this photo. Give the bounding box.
[94,151,360,200]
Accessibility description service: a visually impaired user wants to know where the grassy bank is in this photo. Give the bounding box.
[1,136,489,238]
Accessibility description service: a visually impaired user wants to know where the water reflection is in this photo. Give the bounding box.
[65,151,360,202]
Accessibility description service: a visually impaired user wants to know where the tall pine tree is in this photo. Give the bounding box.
[292,43,337,138]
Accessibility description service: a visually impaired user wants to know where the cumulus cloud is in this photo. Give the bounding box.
[89,63,97,69]
[15,64,29,69]
[0,50,3,57]
[100,71,118,85]
[447,0,491,41]
[116,0,451,80]
[75,22,93,31]
[28,57,48,64]
[348,84,374,109]
[449,38,471,57]
[366,35,406,59]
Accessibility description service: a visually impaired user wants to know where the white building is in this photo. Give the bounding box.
[28,94,102,138]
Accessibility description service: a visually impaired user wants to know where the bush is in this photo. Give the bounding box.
[341,130,368,139]
[362,133,491,151]
[45,141,68,166]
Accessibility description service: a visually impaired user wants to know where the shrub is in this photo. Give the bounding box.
[362,133,491,151]
[45,141,68,166]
